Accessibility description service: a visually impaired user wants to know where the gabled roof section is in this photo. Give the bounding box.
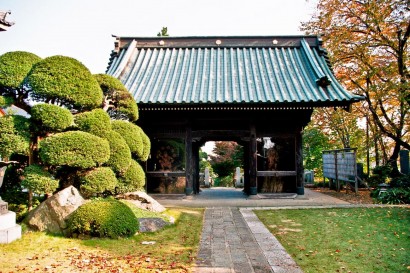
[106,36,362,107]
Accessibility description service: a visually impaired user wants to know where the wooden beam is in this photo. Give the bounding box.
[257,171,296,177]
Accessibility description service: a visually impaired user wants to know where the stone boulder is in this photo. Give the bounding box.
[138,218,171,232]
[25,186,86,235]
[116,191,165,212]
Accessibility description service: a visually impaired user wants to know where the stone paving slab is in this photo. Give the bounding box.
[240,209,303,273]
[195,208,273,273]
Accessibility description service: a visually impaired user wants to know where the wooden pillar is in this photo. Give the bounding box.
[249,125,257,195]
[295,128,304,195]
[185,126,193,195]
[243,142,250,194]
[193,142,200,194]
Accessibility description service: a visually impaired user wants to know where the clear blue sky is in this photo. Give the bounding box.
[1,0,317,74]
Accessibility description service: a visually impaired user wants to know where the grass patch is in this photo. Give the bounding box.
[255,207,410,273]
[0,208,203,273]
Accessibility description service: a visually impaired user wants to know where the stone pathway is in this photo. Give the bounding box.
[194,207,302,273]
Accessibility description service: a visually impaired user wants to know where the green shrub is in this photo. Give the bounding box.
[68,198,139,238]
[80,167,118,198]
[390,174,410,188]
[117,160,145,193]
[111,120,144,157]
[26,55,103,110]
[215,176,233,187]
[104,130,132,174]
[31,103,73,133]
[366,165,393,187]
[75,109,111,137]
[0,95,14,107]
[39,131,110,168]
[0,115,31,158]
[140,129,151,161]
[0,51,41,89]
[21,165,59,195]
[94,74,139,121]
[377,187,410,204]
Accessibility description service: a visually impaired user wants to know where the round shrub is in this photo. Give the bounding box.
[117,160,145,193]
[75,108,111,137]
[94,74,139,121]
[111,120,143,157]
[31,103,73,133]
[80,167,118,198]
[140,129,151,162]
[0,115,31,158]
[104,130,132,174]
[68,198,139,238]
[39,131,110,168]
[0,51,41,89]
[21,164,59,195]
[26,55,103,110]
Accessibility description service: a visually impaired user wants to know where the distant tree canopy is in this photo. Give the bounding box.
[0,51,150,208]
[301,0,409,174]
[157,27,169,37]
[209,141,243,179]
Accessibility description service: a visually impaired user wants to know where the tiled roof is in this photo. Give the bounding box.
[107,36,362,106]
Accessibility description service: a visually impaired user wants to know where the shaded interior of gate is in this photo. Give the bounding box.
[138,107,311,195]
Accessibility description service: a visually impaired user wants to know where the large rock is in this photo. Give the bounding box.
[116,191,165,212]
[25,186,86,234]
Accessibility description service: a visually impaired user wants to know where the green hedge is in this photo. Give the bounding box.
[26,55,103,110]
[111,120,143,158]
[0,51,41,89]
[117,160,146,193]
[75,108,111,137]
[68,198,139,238]
[80,167,118,198]
[39,131,110,168]
[31,103,73,133]
[103,130,132,175]
[21,164,59,195]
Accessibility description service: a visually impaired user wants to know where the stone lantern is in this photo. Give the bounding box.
[0,166,22,244]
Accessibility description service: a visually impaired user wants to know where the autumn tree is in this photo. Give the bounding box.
[209,141,243,180]
[301,0,410,174]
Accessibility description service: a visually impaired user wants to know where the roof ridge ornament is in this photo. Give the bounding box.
[300,38,331,87]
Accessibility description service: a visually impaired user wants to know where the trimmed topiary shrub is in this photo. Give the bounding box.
[25,55,103,110]
[117,160,146,193]
[111,120,143,158]
[0,115,31,158]
[94,74,139,121]
[68,198,139,238]
[31,103,73,133]
[104,130,132,174]
[21,164,59,195]
[39,131,110,168]
[139,129,151,162]
[75,108,112,137]
[0,51,41,89]
[80,167,118,198]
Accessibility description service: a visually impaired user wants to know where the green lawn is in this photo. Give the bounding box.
[0,208,203,273]
[255,207,410,273]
